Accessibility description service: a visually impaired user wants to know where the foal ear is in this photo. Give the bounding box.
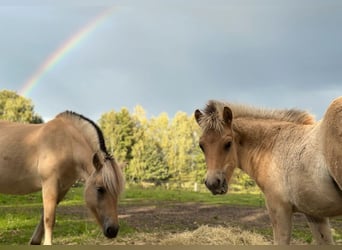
[223,106,233,126]
[93,153,103,171]
[194,109,203,124]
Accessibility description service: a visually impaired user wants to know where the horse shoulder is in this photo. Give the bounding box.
[36,119,83,180]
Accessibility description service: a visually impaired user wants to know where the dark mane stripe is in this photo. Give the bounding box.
[57,111,112,158]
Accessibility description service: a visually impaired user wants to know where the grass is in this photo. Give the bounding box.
[0,185,341,245]
[0,186,264,245]
[122,185,265,207]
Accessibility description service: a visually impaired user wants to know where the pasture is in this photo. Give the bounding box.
[0,185,341,245]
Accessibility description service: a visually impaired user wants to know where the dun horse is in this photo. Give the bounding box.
[0,111,124,245]
[195,97,342,244]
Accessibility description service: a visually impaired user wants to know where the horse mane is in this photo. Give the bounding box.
[56,111,110,157]
[197,100,315,133]
[56,111,124,197]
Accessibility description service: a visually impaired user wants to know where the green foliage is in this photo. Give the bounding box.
[98,108,135,163]
[99,106,210,188]
[231,168,258,192]
[125,109,171,184]
[0,90,43,123]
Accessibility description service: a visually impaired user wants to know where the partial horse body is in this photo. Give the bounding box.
[0,111,124,245]
[195,97,342,244]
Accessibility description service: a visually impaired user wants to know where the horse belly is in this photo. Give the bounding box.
[0,159,42,195]
[292,178,342,217]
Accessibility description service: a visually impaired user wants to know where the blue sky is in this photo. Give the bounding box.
[1,0,342,121]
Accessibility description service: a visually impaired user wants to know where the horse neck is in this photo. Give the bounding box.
[57,116,102,178]
[233,118,287,181]
[65,116,101,154]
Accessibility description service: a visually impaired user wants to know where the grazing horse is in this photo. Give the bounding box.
[195,97,342,244]
[0,111,124,245]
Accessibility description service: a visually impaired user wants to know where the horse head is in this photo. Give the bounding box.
[84,153,124,238]
[195,101,238,195]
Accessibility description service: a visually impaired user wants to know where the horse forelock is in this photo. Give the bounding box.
[102,158,125,198]
[198,100,226,134]
[198,100,315,132]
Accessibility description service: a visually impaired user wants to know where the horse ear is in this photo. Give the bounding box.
[194,109,203,124]
[93,153,103,171]
[223,106,233,126]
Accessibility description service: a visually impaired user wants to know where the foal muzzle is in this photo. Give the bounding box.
[205,178,228,195]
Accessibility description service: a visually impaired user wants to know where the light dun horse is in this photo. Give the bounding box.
[0,111,124,245]
[195,97,342,245]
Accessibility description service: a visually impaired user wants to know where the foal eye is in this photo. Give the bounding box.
[96,187,106,195]
[224,141,232,150]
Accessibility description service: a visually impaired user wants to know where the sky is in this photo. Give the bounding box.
[1,0,342,122]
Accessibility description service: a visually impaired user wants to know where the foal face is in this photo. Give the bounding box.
[195,106,237,195]
[84,158,120,239]
[199,128,237,195]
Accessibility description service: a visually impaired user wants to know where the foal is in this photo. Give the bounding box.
[195,98,342,244]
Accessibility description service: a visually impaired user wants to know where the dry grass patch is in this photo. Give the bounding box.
[74,225,271,245]
[160,225,270,245]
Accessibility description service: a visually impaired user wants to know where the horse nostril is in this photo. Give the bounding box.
[105,225,119,238]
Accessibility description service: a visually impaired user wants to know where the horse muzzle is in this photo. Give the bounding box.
[205,177,228,195]
[103,223,119,238]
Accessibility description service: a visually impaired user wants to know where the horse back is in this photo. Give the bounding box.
[322,96,342,190]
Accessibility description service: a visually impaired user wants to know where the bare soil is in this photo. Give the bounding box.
[57,202,342,245]
[117,202,314,244]
[119,202,272,233]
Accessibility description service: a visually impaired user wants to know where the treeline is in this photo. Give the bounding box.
[99,105,206,188]
[0,90,255,191]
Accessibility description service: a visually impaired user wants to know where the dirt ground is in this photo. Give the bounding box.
[116,202,330,245]
[119,202,272,233]
[58,202,342,245]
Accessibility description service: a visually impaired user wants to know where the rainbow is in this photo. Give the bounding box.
[19,6,117,97]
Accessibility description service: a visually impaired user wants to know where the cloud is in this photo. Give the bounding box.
[1,0,342,121]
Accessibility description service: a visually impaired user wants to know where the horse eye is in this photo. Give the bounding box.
[224,141,232,150]
[96,186,106,195]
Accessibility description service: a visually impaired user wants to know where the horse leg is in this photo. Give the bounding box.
[41,179,59,245]
[29,186,69,245]
[29,214,44,245]
[42,183,71,245]
[266,200,293,244]
[305,215,334,244]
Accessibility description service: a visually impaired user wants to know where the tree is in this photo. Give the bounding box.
[165,112,199,187]
[189,115,206,185]
[128,132,169,184]
[126,107,171,184]
[142,113,171,184]
[0,90,43,123]
[98,108,135,163]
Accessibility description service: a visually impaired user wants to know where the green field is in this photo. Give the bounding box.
[0,186,340,245]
